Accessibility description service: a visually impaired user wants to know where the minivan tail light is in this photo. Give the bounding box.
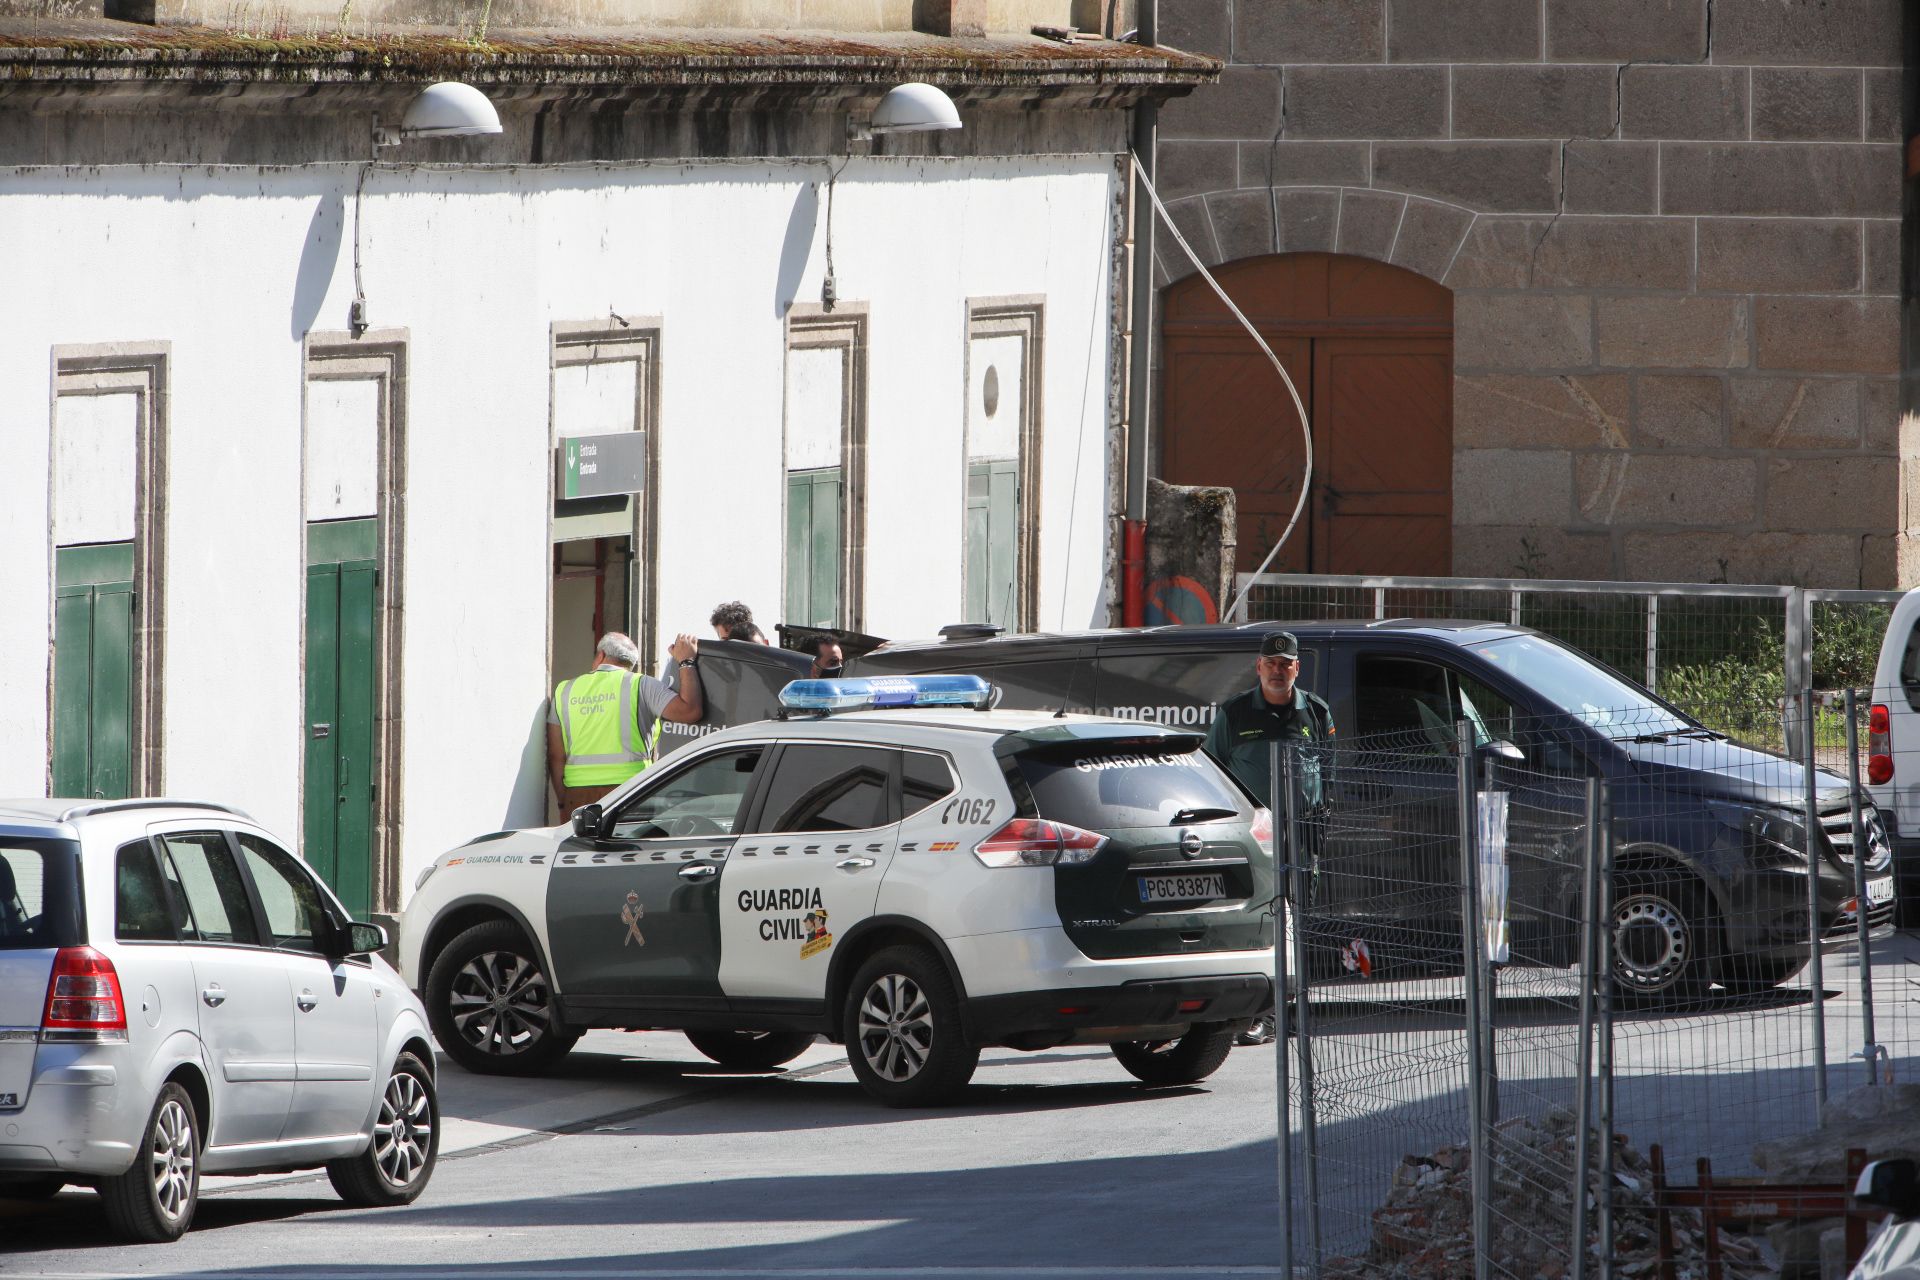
[1249,807,1274,859]
[1869,704,1894,786]
[974,818,1109,868]
[42,946,128,1040]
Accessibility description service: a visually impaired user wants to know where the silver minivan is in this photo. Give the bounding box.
[0,799,438,1242]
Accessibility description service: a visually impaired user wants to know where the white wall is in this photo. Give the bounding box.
[0,153,1117,900]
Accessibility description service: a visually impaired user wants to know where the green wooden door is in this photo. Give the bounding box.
[785,468,841,629]
[304,520,377,917]
[52,543,136,800]
[965,460,1019,629]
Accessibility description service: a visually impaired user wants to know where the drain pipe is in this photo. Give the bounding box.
[1121,0,1157,627]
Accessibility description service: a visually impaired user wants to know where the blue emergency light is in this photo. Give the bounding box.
[778,674,994,713]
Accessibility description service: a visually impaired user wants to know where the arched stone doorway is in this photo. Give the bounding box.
[1161,253,1453,576]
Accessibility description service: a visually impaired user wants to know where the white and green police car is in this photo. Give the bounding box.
[398,676,1276,1106]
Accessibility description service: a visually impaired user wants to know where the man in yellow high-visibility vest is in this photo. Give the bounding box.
[545,631,704,821]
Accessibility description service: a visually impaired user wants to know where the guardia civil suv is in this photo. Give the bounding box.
[0,800,437,1242]
[400,675,1276,1106]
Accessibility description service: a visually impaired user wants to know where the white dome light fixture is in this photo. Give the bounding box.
[375,82,502,148]
[850,81,963,142]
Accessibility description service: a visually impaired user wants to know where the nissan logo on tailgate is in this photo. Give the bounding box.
[1179,829,1203,859]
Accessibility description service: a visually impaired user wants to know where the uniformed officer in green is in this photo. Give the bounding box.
[546,631,705,822]
[1202,630,1336,1046]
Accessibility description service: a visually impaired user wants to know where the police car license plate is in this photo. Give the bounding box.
[1138,872,1226,905]
[1868,877,1895,905]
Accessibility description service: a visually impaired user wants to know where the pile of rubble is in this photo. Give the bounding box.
[1319,1109,1771,1280]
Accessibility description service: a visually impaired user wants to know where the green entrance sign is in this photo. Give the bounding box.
[558,432,647,501]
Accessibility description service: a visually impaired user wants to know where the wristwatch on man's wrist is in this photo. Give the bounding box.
[678,656,698,669]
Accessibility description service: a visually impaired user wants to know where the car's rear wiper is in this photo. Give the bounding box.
[1170,806,1239,824]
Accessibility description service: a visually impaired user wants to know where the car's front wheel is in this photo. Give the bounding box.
[1112,1024,1236,1086]
[1611,874,1714,1006]
[327,1051,439,1207]
[685,1029,816,1071]
[100,1082,199,1243]
[427,919,580,1076]
[842,946,979,1108]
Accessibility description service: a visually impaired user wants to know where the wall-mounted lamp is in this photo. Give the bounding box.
[375,81,503,149]
[848,81,964,143]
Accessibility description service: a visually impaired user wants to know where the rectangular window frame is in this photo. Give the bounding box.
[963,299,1044,634]
[783,305,869,633]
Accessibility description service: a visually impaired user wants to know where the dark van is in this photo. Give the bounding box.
[653,639,812,761]
[854,620,1897,1003]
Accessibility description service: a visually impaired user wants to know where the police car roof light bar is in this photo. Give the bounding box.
[778,674,994,714]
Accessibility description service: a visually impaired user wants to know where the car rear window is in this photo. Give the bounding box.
[0,840,85,950]
[1009,741,1251,831]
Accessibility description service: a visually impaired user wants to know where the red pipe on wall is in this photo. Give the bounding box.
[1122,519,1147,627]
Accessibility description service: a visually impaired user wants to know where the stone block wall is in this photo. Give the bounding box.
[1152,0,1906,588]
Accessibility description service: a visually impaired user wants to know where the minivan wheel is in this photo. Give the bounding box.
[101,1083,198,1243]
[685,1030,816,1071]
[842,946,979,1108]
[1610,876,1713,1005]
[1112,1024,1237,1086]
[427,920,580,1076]
[327,1051,439,1207]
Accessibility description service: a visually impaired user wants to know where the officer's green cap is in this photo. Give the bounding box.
[1260,631,1300,658]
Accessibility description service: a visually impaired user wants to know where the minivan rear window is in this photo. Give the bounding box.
[0,840,85,950]
[1010,742,1251,831]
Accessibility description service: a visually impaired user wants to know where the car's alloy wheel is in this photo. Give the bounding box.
[327,1051,440,1207]
[148,1097,195,1222]
[840,946,978,1107]
[427,920,580,1075]
[857,974,935,1083]
[101,1082,199,1243]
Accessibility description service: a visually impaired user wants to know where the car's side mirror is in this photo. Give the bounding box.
[346,922,388,956]
[1855,1158,1920,1220]
[1477,739,1526,766]
[572,803,605,840]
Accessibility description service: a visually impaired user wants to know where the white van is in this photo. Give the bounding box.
[1866,593,1920,923]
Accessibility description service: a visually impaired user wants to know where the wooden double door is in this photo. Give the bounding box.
[1162,253,1453,576]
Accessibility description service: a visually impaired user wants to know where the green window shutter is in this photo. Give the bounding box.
[304,519,378,917]
[52,543,136,800]
[786,468,842,629]
[965,460,1019,629]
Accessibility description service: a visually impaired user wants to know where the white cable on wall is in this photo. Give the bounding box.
[1130,153,1313,623]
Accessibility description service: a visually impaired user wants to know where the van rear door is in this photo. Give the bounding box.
[1096,645,1326,734]
[0,839,85,1113]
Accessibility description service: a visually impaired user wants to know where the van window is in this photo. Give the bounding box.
[1100,649,1322,731]
[116,841,177,942]
[1009,740,1250,831]
[159,832,261,946]
[1901,621,1920,713]
[1355,656,1457,750]
[0,842,84,950]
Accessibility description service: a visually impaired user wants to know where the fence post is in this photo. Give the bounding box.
[1571,777,1601,1280]
[1457,720,1492,1280]
[1374,585,1386,620]
[1597,784,1616,1280]
[1270,741,1294,1280]
[1644,595,1658,692]
[1802,688,1830,1113]
[1845,689,1880,1086]
[1281,742,1322,1269]
[1785,589,1809,760]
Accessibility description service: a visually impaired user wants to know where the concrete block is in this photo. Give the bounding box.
[1711,0,1903,67]
[1755,297,1900,375]
[1455,373,1630,448]
[1456,449,1574,525]
[1696,219,1861,294]
[1388,0,1541,62]
[1449,216,1692,290]
[1281,66,1447,140]
[1563,141,1659,214]
[1156,141,1237,202]
[1158,0,1229,58]
[1161,66,1282,141]
[1545,0,1708,62]
[1752,67,1863,142]
[1660,143,1900,218]
[1596,297,1749,369]
[1867,70,1901,142]
[1373,142,1560,213]
[1454,525,1616,579]
[1864,378,1899,450]
[1766,456,1897,533]
[1241,141,1370,188]
[1456,293,1594,370]
[1622,532,1864,586]
[1866,220,1900,296]
[1393,198,1476,282]
[1238,0,1383,63]
[1901,531,1920,591]
[1620,66,1747,140]
[1336,190,1408,263]
[1730,377,1862,449]
[1864,535,1896,590]
[1275,188,1341,254]
[912,0,985,37]
[1576,453,1759,526]
[1206,189,1276,262]
[1636,375,1725,448]
[1453,66,1617,140]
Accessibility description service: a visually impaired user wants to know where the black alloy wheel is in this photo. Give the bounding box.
[427,919,581,1075]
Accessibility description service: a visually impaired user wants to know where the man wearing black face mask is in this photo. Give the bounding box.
[810,638,845,679]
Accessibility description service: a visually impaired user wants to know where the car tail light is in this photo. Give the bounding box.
[974,818,1109,868]
[1869,704,1894,786]
[42,947,128,1040]
[1249,807,1274,859]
